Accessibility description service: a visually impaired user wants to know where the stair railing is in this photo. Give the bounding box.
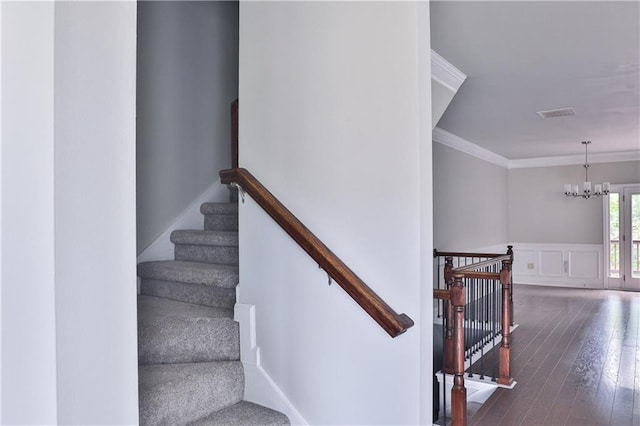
[434,247,514,386]
[432,248,514,426]
[221,100,413,338]
[220,168,414,337]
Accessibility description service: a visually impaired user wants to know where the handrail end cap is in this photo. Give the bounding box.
[389,314,414,338]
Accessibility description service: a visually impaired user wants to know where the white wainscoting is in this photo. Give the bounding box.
[511,243,604,289]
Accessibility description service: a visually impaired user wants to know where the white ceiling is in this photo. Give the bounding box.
[430,1,640,160]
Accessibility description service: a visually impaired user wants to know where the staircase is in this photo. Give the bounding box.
[137,201,290,425]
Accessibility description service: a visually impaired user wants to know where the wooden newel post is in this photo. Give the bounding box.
[506,245,514,326]
[451,273,467,426]
[444,256,454,374]
[498,259,514,387]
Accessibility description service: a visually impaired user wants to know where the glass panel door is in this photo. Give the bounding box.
[606,191,623,288]
[623,187,640,290]
[606,185,640,291]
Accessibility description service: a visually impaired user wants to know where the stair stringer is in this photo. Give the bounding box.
[235,299,308,426]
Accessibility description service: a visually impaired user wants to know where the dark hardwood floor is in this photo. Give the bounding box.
[470,284,640,426]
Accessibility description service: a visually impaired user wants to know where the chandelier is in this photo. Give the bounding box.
[564,141,610,199]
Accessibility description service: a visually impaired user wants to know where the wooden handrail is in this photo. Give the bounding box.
[453,271,500,281]
[453,255,511,273]
[220,167,414,338]
[433,289,451,300]
[434,249,505,259]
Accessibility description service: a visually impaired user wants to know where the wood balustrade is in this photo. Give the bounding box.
[434,246,515,424]
[447,253,514,387]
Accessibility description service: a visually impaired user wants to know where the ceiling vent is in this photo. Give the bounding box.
[536,107,576,119]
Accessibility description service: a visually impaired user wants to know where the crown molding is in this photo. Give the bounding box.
[433,127,640,169]
[433,127,510,168]
[508,151,640,169]
[431,49,467,92]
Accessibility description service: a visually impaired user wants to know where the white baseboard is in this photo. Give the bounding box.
[235,303,308,426]
[511,243,604,289]
[137,179,229,263]
[243,364,308,426]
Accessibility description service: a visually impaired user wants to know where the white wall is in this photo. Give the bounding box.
[508,160,640,244]
[54,2,138,424]
[137,1,239,253]
[1,3,58,423]
[239,2,431,424]
[433,142,509,251]
[1,2,138,423]
[0,4,3,419]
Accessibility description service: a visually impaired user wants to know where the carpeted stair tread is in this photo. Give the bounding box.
[174,245,239,266]
[138,260,238,288]
[171,231,239,265]
[204,214,238,232]
[201,202,239,231]
[200,202,238,215]
[189,401,290,426]
[139,361,244,426]
[138,295,239,364]
[171,230,238,247]
[140,279,236,309]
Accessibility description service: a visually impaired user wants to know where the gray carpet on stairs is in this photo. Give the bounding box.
[139,361,244,425]
[189,401,291,426]
[137,202,290,426]
[138,260,239,288]
[201,202,239,231]
[140,278,236,309]
[138,295,239,365]
[200,202,239,215]
[171,230,239,246]
[175,244,239,265]
[205,214,238,232]
[171,231,239,265]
